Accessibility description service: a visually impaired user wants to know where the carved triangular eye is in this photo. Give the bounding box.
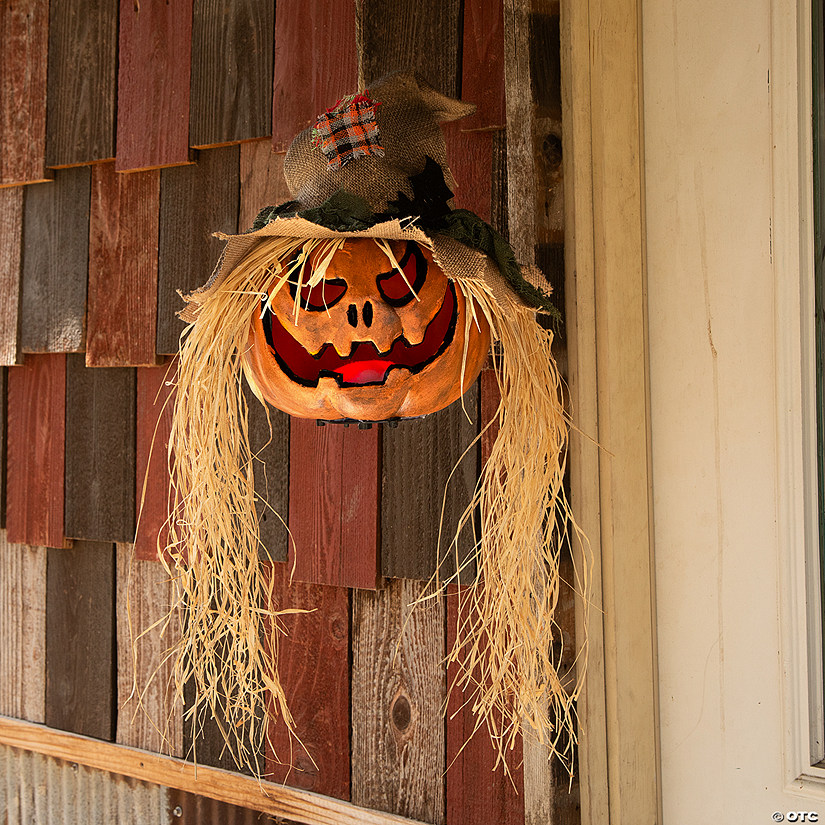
[376,242,427,306]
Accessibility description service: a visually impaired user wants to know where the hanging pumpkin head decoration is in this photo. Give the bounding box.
[165,71,584,777]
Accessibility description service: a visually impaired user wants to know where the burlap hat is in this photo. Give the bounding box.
[180,70,558,325]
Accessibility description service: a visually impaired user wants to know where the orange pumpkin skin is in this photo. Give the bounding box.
[244,239,491,420]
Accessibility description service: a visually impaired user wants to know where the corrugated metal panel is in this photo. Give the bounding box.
[0,745,171,824]
[0,745,303,825]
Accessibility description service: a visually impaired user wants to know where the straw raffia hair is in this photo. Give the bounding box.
[159,233,589,774]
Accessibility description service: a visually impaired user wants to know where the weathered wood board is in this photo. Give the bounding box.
[116,0,194,172]
[20,167,90,354]
[265,563,350,800]
[239,139,291,229]
[0,187,22,366]
[6,354,68,549]
[271,0,358,151]
[135,361,176,561]
[0,0,49,185]
[357,0,462,95]
[46,541,116,740]
[45,0,118,167]
[444,584,524,825]
[351,579,446,824]
[0,532,46,723]
[64,355,136,543]
[189,0,274,148]
[381,386,479,582]
[87,162,160,367]
[156,145,239,354]
[116,544,183,756]
[289,420,380,590]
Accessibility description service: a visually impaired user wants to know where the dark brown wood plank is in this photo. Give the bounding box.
[46,541,115,740]
[87,162,160,367]
[265,563,350,800]
[351,579,445,823]
[358,0,462,95]
[115,0,194,172]
[157,145,240,354]
[6,354,68,548]
[247,387,290,563]
[135,361,175,561]
[20,167,90,353]
[45,0,118,167]
[64,355,136,543]
[271,0,358,151]
[444,583,524,825]
[381,382,479,582]
[189,0,274,148]
[239,139,291,230]
[0,186,23,366]
[289,420,380,590]
[0,0,50,185]
[239,141,292,562]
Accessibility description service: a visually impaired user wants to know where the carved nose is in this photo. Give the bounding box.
[346,302,373,328]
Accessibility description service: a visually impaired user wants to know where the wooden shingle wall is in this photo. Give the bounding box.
[0,1,573,823]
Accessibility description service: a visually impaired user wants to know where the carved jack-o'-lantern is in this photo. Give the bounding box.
[244,238,491,420]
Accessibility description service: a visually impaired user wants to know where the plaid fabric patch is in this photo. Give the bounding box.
[312,93,384,171]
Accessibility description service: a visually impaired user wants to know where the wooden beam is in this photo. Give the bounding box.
[561,0,659,820]
[0,715,432,825]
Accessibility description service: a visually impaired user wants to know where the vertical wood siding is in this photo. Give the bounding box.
[0,2,572,823]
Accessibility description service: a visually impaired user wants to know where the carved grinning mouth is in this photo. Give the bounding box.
[261,281,458,388]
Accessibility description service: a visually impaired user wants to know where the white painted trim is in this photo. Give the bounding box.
[774,0,825,795]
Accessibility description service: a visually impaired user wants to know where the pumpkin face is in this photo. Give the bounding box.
[244,238,491,420]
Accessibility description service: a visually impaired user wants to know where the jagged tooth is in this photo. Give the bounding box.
[332,341,352,358]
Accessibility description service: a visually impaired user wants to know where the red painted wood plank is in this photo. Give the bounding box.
[0,0,50,186]
[116,0,193,172]
[0,186,23,366]
[444,0,505,222]
[288,420,379,590]
[6,354,69,548]
[445,583,524,825]
[135,360,175,561]
[87,162,160,367]
[264,562,350,800]
[271,0,358,152]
